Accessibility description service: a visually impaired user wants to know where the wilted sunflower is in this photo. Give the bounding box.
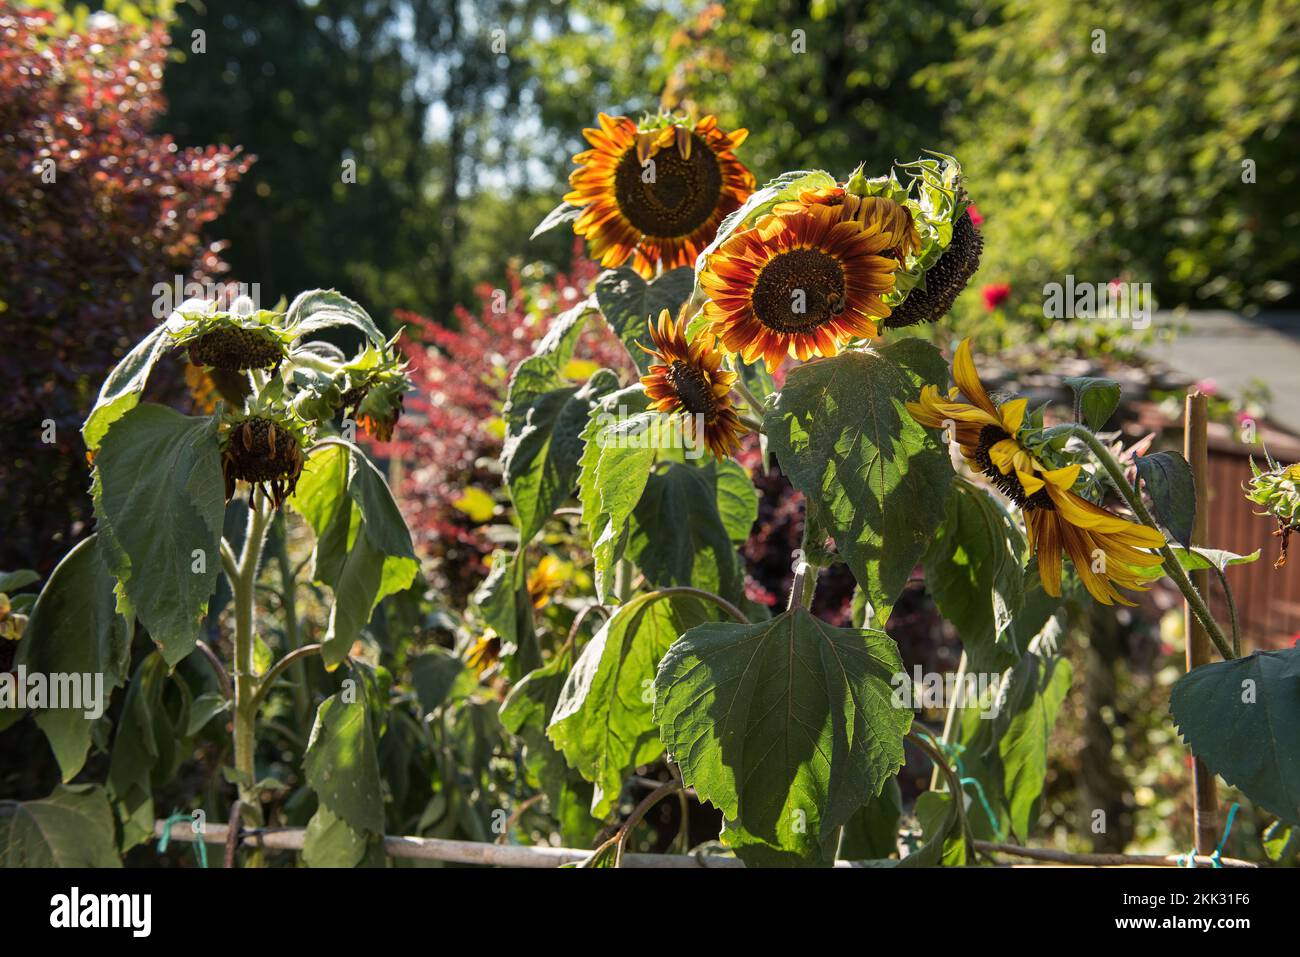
[220,412,307,509]
[167,299,293,372]
[564,113,755,278]
[699,204,897,372]
[884,207,983,329]
[907,339,1165,605]
[640,309,746,460]
[774,187,921,263]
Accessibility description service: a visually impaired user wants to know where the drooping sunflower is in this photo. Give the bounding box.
[220,412,307,510]
[639,309,746,460]
[564,113,755,278]
[774,187,921,263]
[699,204,898,372]
[907,339,1165,605]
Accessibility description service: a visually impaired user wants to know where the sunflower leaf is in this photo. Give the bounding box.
[654,608,912,866]
[305,688,385,834]
[547,591,716,817]
[285,289,385,348]
[0,784,121,867]
[1134,450,1196,547]
[91,404,224,666]
[1063,376,1122,430]
[594,267,695,372]
[765,339,954,618]
[1170,647,1300,826]
[82,323,170,454]
[530,200,583,240]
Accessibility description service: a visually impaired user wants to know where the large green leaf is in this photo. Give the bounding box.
[765,340,953,617]
[594,266,695,372]
[994,652,1072,836]
[504,367,620,544]
[82,324,169,453]
[924,479,1026,673]
[1135,450,1195,547]
[548,592,715,816]
[290,444,418,667]
[91,404,224,665]
[577,387,656,602]
[305,689,385,834]
[0,784,121,867]
[473,548,539,675]
[18,536,132,781]
[1170,647,1300,826]
[654,608,912,866]
[302,804,370,868]
[626,459,754,604]
[1063,376,1121,431]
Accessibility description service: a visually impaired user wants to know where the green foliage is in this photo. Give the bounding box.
[0,785,121,868]
[1063,376,1122,431]
[1134,451,1196,547]
[305,686,386,835]
[594,267,695,372]
[654,609,912,866]
[1171,647,1300,826]
[92,405,225,666]
[765,339,954,617]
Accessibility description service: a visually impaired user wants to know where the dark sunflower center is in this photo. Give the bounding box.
[750,248,847,334]
[974,425,1054,511]
[665,359,718,422]
[614,133,723,237]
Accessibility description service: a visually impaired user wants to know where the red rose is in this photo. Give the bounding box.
[982,282,1011,311]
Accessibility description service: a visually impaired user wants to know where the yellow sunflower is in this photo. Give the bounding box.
[698,204,898,372]
[526,554,566,609]
[564,113,755,278]
[906,339,1166,606]
[640,309,747,460]
[774,187,921,262]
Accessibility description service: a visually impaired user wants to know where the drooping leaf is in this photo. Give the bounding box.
[0,570,40,593]
[82,324,169,454]
[305,689,385,834]
[0,784,121,867]
[1135,450,1196,547]
[654,608,912,866]
[594,266,695,372]
[1170,647,1300,826]
[1063,376,1122,430]
[530,200,582,240]
[765,340,954,618]
[503,354,619,544]
[286,289,384,347]
[994,652,1073,837]
[92,404,224,665]
[473,549,539,674]
[626,459,754,604]
[17,535,132,781]
[909,790,968,866]
[924,480,1026,673]
[1168,545,1262,571]
[548,591,716,817]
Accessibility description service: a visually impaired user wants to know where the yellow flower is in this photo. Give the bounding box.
[563,113,755,278]
[526,554,566,609]
[466,629,502,675]
[907,339,1166,605]
[773,187,921,262]
[699,204,897,372]
[639,309,747,460]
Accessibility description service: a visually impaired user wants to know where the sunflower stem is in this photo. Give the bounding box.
[1065,425,1235,661]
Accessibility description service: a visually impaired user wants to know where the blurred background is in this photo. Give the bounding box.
[3,0,1298,861]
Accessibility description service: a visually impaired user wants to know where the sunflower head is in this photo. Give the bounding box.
[639,309,746,459]
[699,204,898,371]
[526,554,567,609]
[907,339,1165,605]
[465,629,502,676]
[220,407,309,509]
[774,187,921,263]
[167,297,293,372]
[563,112,755,278]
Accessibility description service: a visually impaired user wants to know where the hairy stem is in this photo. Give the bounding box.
[1065,426,1235,661]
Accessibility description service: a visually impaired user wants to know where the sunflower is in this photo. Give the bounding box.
[466,629,502,676]
[220,413,307,510]
[698,204,898,372]
[564,113,755,278]
[906,339,1165,605]
[640,309,746,460]
[526,555,566,609]
[774,187,921,262]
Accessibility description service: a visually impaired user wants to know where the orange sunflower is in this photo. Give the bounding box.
[640,309,746,460]
[774,187,921,263]
[698,204,898,372]
[564,113,755,278]
[907,339,1166,605]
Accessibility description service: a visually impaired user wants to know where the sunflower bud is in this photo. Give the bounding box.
[883,209,983,328]
[1245,457,1300,567]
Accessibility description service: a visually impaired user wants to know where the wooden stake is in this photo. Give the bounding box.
[1184,391,1219,855]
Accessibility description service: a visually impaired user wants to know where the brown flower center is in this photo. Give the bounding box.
[666,359,718,422]
[614,133,723,237]
[975,425,1054,511]
[750,248,847,334]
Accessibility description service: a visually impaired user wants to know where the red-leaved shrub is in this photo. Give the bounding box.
[0,6,251,572]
